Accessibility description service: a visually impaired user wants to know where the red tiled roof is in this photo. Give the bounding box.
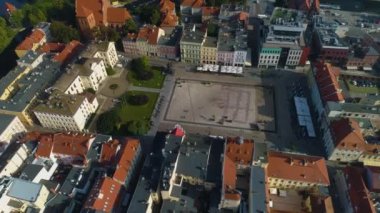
[160,0,175,13]
[107,7,132,24]
[40,43,66,53]
[76,0,108,25]
[35,135,54,158]
[267,151,330,185]
[171,124,185,137]
[51,133,92,159]
[16,29,45,51]
[53,40,83,64]
[330,118,367,150]
[344,167,376,213]
[202,7,219,16]
[100,139,119,164]
[84,176,122,213]
[113,139,140,184]
[137,26,162,45]
[225,137,254,165]
[223,156,241,201]
[181,0,204,8]
[315,62,344,103]
[160,12,178,28]
[4,2,16,13]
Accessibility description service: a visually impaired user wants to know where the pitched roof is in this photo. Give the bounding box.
[171,124,185,137]
[137,26,162,45]
[40,43,66,53]
[223,156,241,201]
[76,5,93,18]
[344,167,376,213]
[35,134,54,158]
[160,12,178,28]
[310,195,334,213]
[225,137,254,165]
[16,29,45,51]
[330,118,367,151]
[107,7,132,24]
[100,139,119,164]
[160,0,175,13]
[53,40,83,64]
[202,7,219,16]
[181,0,204,8]
[267,151,330,185]
[84,176,122,212]
[4,2,16,13]
[113,139,140,184]
[314,62,344,103]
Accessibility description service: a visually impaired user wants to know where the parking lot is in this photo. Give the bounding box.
[164,80,275,131]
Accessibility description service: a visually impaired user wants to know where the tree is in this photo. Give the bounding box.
[26,8,47,26]
[92,26,120,42]
[127,94,149,105]
[130,56,153,80]
[50,21,79,43]
[128,120,150,135]
[124,19,138,33]
[9,10,25,28]
[150,9,161,26]
[96,110,121,133]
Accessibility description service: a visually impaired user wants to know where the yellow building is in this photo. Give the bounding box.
[201,37,218,64]
[15,29,46,58]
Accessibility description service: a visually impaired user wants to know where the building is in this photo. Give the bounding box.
[15,29,46,58]
[59,166,96,197]
[219,4,249,20]
[113,139,141,186]
[219,156,241,211]
[288,0,320,14]
[53,40,84,65]
[81,41,119,68]
[33,132,95,166]
[180,25,206,64]
[335,167,376,213]
[158,27,182,60]
[201,6,220,22]
[225,137,254,170]
[19,159,58,183]
[0,54,62,126]
[54,57,107,94]
[0,115,26,151]
[266,151,330,189]
[180,0,204,16]
[33,90,98,132]
[258,7,309,68]
[365,166,380,193]
[86,134,112,163]
[0,178,50,212]
[75,0,132,36]
[313,16,349,64]
[135,25,165,57]
[84,176,122,213]
[160,0,175,14]
[201,36,218,64]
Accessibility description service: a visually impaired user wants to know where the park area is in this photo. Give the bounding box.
[127,67,165,89]
[96,91,159,135]
[343,76,380,94]
[165,80,275,131]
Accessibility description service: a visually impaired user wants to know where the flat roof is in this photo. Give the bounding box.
[249,165,267,212]
[180,25,206,44]
[0,114,17,133]
[7,178,43,202]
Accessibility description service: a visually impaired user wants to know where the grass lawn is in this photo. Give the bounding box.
[127,68,165,89]
[346,81,379,94]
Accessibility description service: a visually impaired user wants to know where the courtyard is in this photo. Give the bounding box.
[165,80,275,131]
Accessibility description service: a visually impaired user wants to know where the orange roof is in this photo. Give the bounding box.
[76,5,92,18]
[225,137,254,165]
[160,12,178,28]
[224,192,241,200]
[137,26,161,45]
[344,167,376,213]
[223,156,241,201]
[4,2,16,13]
[181,0,204,8]
[53,40,83,64]
[267,151,330,185]
[84,176,122,213]
[330,118,367,150]
[315,61,344,103]
[100,139,120,164]
[107,7,132,24]
[160,0,175,13]
[171,124,185,137]
[201,6,219,16]
[35,135,54,158]
[76,0,108,25]
[113,139,140,184]
[16,29,45,51]
[40,43,66,53]
[51,133,92,158]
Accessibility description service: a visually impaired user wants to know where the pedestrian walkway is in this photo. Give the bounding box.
[128,85,161,93]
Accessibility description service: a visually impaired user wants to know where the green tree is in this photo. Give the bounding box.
[92,26,120,42]
[150,9,161,26]
[27,8,47,25]
[9,10,25,28]
[50,21,79,43]
[128,120,150,135]
[96,110,121,134]
[125,19,138,33]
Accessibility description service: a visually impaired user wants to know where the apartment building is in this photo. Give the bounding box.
[0,115,26,150]
[0,53,62,126]
[54,58,107,94]
[201,37,218,64]
[113,139,141,187]
[266,151,330,190]
[258,8,309,69]
[201,6,220,22]
[33,90,98,132]
[180,0,204,16]
[15,29,46,58]
[180,25,206,64]
[136,25,165,57]
[81,42,119,68]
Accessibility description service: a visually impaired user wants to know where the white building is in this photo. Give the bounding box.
[19,159,58,183]
[54,58,107,94]
[82,41,119,68]
[0,115,26,151]
[0,142,35,178]
[33,91,98,132]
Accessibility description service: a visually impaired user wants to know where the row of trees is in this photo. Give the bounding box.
[0,18,17,54]
[130,56,154,81]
